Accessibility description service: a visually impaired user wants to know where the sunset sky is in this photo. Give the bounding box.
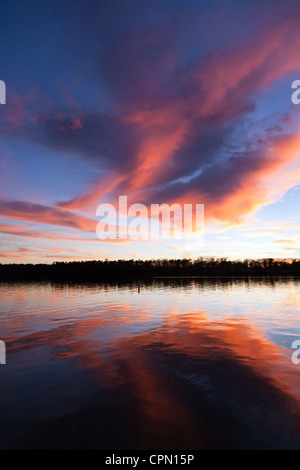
[0,0,300,263]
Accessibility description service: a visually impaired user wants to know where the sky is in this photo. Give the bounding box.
[0,0,299,263]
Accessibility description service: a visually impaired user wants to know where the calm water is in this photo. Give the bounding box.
[0,278,300,449]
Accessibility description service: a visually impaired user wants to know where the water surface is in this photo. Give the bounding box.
[0,278,300,449]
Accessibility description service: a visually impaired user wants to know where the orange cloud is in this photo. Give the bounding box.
[0,200,97,232]
[57,16,300,224]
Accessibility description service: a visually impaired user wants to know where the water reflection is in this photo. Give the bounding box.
[0,278,300,449]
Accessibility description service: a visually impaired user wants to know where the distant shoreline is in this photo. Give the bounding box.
[0,258,299,282]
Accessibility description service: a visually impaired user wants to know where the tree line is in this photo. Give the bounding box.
[0,257,299,281]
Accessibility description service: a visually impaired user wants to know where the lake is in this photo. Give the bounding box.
[0,277,300,449]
